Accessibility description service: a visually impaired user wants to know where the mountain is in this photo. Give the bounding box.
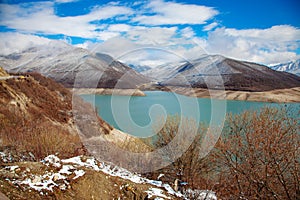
[269,59,300,76]
[128,64,152,73]
[143,55,300,91]
[0,42,150,89]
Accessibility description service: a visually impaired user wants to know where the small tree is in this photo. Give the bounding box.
[145,115,215,189]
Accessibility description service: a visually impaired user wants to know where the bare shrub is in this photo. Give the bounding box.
[214,107,299,199]
[145,115,214,189]
[0,116,83,160]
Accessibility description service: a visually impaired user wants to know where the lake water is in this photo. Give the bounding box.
[81,91,299,137]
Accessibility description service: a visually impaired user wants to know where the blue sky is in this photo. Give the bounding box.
[0,0,299,66]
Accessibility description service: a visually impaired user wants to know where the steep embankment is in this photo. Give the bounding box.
[0,68,109,159]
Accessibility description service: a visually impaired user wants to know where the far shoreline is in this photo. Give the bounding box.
[166,86,300,103]
[71,88,146,96]
[70,87,300,103]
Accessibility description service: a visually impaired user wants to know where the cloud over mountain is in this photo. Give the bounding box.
[0,0,299,65]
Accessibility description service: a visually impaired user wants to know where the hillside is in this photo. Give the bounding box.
[0,68,193,199]
[0,67,112,159]
[0,42,150,89]
[143,55,300,92]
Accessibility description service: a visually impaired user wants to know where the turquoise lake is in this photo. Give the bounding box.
[81,91,299,137]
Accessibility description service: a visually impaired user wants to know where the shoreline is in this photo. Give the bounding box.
[167,86,300,103]
[71,88,146,96]
[71,87,300,103]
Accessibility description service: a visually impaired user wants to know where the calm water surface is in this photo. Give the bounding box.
[81,91,299,137]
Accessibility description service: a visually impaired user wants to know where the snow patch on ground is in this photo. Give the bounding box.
[43,155,61,168]
[5,165,19,171]
[73,169,85,179]
[183,189,217,200]
[3,154,217,199]
[62,156,100,171]
[18,172,66,192]
[146,188,170,199]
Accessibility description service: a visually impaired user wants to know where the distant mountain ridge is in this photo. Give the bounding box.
[0,43,150,89]
[1,42,299,92]
[141,55,300,91]
[269,59,300,76]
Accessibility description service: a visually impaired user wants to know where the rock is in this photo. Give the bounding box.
[59,184,67,190]
[32,176,42,184]
[53,174,60,182]
[80,156,88,162]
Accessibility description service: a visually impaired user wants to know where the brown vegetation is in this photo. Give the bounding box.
[145,116,214,189]
[0,72,82,160]
[146,107,299,199]
[213,107,299,199]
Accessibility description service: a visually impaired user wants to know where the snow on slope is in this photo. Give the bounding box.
[142,54,300,91]
[2,153,217,199]
[0,42,150,88]
[269,59,300,76]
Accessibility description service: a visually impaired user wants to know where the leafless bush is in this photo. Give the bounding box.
[0,116,83,160]
[145,115,214,189]
[214,107,299,199]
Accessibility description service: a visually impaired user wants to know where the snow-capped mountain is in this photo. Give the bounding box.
[128,64,151,73]
[142,55,300,91]
[0,42,150,89]
[269,59,300,76]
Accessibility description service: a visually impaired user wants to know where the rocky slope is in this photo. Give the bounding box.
[269,59,300,76]
[0,154,192,200]
[0,42,150,89]
[143,55,300,91]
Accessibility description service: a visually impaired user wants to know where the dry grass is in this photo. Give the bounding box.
[0,118,83,160]
[0,71,85,160]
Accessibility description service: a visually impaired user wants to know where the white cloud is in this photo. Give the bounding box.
[180,27,195,38]
[54,0,79,3]
[108,24,132,32]
[223,25,300,42]
[0,2,133,39]
[132,0,218,25]
[0,32,51,55]
[126,26,177,45]
[96,31,121,41]
[91,37,141,58]
[206,25,300,64]
[203,22,218,31]
[0,1,299,65]
[76,24,300,66]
